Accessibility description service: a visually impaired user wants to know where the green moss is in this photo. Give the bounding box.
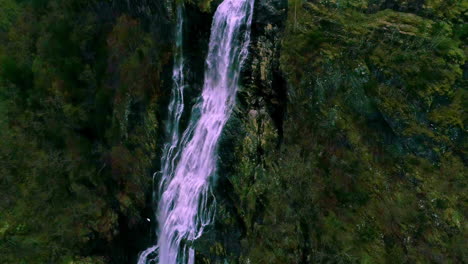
[226,0,467,263]
[0,1,170,263]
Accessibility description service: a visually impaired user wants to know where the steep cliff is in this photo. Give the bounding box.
[216,0,466,263]
[0,0,466,263]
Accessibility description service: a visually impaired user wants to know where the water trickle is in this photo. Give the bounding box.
[138,0,254,263]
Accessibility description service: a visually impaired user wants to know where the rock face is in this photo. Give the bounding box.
[196,0,289,263]
[244,0,288,139]
[111,0,175,40]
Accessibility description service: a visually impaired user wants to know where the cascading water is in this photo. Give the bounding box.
[137,5,187,263]
[138,0,254,263]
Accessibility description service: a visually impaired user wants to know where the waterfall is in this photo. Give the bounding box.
[138,0,255,263]
[137,5,186,263]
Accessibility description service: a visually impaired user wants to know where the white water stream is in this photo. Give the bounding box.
[138,0,254,263]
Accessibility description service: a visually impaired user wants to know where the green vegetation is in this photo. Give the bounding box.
[0,0,171,263]
[225,0,467,263]
[0,0,466,263]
